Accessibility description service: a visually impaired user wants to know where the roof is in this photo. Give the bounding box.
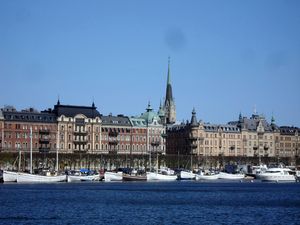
[204,124,240,133]
[101,114,131,127]
[140,103,162,125]
[53,104,101,118]
[279,126,300,135]
[2,110,56,123]
[129,117,147,127]
[229,114,274,132]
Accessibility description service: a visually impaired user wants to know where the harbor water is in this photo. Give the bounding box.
[0,181,300,225]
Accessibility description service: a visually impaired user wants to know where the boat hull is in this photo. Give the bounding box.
[146,172,177,181]
[196,174,219,180]
[104,172,123,181]
[17,173,66,183]
[257,174,295,182]
[3,171,18,182]
[67,174,100,182]
[123,174,147,181]
[218,172,245,180]
[180,171,196,180]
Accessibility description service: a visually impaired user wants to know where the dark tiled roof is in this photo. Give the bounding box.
[2,111,56,123]
[229,114,274,132]
[53,104,101,118]
[101,114,131,127]
[204,124,240,133]
[279,126,300,135]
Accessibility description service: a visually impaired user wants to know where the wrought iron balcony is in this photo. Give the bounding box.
[39,130,50,135]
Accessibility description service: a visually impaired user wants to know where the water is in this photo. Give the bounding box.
[0,181,300,225]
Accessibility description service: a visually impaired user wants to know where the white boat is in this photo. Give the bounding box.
[180,171,196,180]
[256,168,296,182]
[104,171,123,181]
[67,174,100,182]
[3,171,18,182]
[146,172,177,181]
[195,172,219,180]
[17,172,66,183]
[218,172,245,180]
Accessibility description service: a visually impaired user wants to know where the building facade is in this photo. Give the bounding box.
[0,106,57,153]
[52,101,101,154]
[167,109,299,163]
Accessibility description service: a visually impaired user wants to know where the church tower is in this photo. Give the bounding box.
[164,57,176,124]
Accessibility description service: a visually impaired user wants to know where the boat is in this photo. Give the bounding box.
[146,171,178,181]
[256,168,296,182]
[179,170,196,180]
[104,171,123,181]
[3,170,18,182]
[17,172,66,183]
[195,172,219,180]
[67,169,100,182]
[67,174,99,182]
[218,172,245,180]
[123,174,147,181]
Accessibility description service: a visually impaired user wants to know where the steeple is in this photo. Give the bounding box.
[239,112,243,122]
[190,108,198,127]
[271,115,275,125]
[163,57,176,124]
[57,95,60,105]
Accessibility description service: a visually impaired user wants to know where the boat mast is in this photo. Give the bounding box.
[18,150,21,172]
[56,143,58,172]
[30,126,33,174]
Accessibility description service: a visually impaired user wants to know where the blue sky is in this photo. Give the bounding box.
[0,0,299,126]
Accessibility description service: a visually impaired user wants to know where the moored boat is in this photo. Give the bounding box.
[67,174,100,182]
[3,171,18,182]
[104,171,123,181]
[17,172,66,183]
[218,172,245,180]
[195,173,219,180]
[179,170,196,180]
[123,174,147,181]
[256,168,296,182]
[146,172,177,181]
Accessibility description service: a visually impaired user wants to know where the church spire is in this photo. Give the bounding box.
[163,57,176,124]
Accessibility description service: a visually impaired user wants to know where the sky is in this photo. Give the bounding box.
[0,0,300,127]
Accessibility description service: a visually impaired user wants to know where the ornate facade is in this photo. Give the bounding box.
[0,106,57,153]
[167,109,299,161]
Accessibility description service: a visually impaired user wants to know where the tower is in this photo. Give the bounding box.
[164,57,176,124]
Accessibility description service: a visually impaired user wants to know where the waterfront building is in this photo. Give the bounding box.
[166,109,293,162]
[0,106,57,153]
[139,102,166,155]
[101,114,131,155]
[163,58,176,125]
[52,101,101,154]
[279,126,299,159]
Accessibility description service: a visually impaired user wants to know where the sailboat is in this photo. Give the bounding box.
[17,127,66,183]
[146,148,177,181]
[3,149,23,182]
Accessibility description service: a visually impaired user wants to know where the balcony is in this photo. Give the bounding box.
[73,130,88,135]
[191,143,198,149]
[73,139,88,144]
[39,130,50,135]
[264,145,269,150]
[151,141,160,147]
[39,138,50,144]
[230,145,235,150]
[108,140,118,146]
